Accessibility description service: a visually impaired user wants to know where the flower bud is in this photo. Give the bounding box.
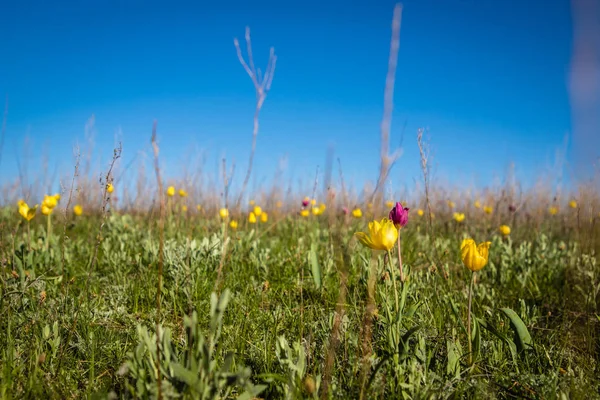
[388,202,409,228]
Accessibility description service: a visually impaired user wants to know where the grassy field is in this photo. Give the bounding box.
[1,182,599,399]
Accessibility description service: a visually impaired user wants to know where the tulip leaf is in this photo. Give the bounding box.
[477,317,519,371]
[399,326,420,358]
[471,317,481,363]
[446,338,461,378]
[500,307,533,352]
[309,243,321,289]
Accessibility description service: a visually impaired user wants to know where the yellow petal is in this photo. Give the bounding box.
[368,220,381,238]
[355,232,375,249]
[379,219,398,250]
[477,241,491,263]
[26,205,38,221]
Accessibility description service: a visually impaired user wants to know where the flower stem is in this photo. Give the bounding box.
[397,230,405,282]
[27,221,31,253]
[46,213,52,251]
[467,271,475,365]
[387,250,399,312]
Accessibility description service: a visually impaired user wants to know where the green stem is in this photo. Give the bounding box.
[46,213,52,251]
[27,221,31,253]
[387,250,399,312]
[467,271,475,366]
[397,230,405,282]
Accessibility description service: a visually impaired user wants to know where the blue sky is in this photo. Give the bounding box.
[0,0,574,196]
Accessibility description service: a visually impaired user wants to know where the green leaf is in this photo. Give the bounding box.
[446,338,461,378]
[477,318,519,370]
[472,317,481,363]
[500,308,533,352]
[309,243,322,289]
[399,326,420,358]
[238,384,267,400]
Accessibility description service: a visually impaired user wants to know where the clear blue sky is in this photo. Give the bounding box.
[0,0,574,196]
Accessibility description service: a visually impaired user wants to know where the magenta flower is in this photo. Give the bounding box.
[342,206,349,215]
[302,198,310,207]
[389,202,409,228]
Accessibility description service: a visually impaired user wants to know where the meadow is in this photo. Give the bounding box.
[1,8,600,399]
[0,142,599,399]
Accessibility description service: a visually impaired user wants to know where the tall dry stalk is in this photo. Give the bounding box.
[337,158,350,225]
[60,147,80,293]
[417,128,433,235]
[370,4,403,206]
[214,158,234,293]
[569,0,600,178]
[150,121,165,400]
[234,27,277,209]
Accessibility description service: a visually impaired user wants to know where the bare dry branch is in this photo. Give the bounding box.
[150,121,164,400]
[371,4,403,205]
[233,27,277,209]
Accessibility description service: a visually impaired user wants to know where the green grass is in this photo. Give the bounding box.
[0,208,599,399]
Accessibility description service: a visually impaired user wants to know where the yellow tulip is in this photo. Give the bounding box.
[312,207,323,216]
[276,201,283,208]
[41,204,53,216]
[107,183,114,194]
[73,205,83,216]
[300,209,310,217]
[549,206,558,216]
[569,200,577,209]
[229,220,238,229]
[249,200,255,206]
[42,194,58,209]
[178,189,188,197]
[219,208,229,219]
[447,200,456,209]
[453,212,465,223]
[260,212,268,223]
[53,193,61,201]
[253,206,262,216]
[18,201,37,221]
[355,218,398,251]
[417,209,424,216]
[499,225,510,236]
[352,208,363,218]
[248,212,257,223]
[167,186,175,197]
[319,203,326,212]
[196,204,202,211]
[474,200,481,209]
[461,238,491,272]
[181,205,188,212]
[311,199,317,206]
[483,206,493,215]
[385,201,394,208]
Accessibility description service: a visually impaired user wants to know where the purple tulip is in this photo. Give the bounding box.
[508,204,517,213]
[302,198,310,207]
[342,206,349,215]
[389,202,409,228]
